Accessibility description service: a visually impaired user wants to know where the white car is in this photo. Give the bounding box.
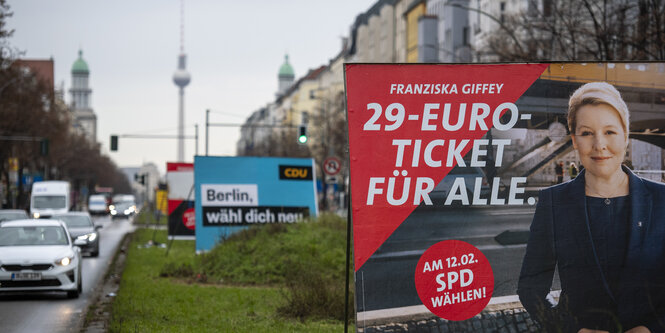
[0,219,83,298]
[0,209,28,223]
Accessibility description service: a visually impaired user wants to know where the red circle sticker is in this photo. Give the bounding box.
[415,240,494,321]
[182,208,196,230]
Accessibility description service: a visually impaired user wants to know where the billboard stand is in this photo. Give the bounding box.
[166,184,195,257]
[344,187,352,333]
[152,192,168,245]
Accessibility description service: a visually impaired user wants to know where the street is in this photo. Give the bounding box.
[356,204,561,312]
[0,215,134,333]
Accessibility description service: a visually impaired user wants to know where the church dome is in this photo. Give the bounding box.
[72,50,89,74]
[278,54,294,77]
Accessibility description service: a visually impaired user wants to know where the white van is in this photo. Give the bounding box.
[30,181,71,218]
[88,194,109,215]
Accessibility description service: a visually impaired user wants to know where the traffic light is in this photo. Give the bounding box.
[297,124,307,144]
[134,174,145,185]
[110,135,118,151]
[40,138,49,156]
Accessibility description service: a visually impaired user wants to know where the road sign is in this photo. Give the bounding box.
[323,157,341,176]
[8,158,18,171]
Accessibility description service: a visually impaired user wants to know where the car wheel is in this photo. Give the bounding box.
[67,271,82,299]
[67,287,80,298]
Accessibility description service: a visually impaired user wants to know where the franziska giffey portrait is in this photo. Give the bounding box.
[518,82,665,333]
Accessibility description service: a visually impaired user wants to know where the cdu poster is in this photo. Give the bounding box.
[194,156,318,252]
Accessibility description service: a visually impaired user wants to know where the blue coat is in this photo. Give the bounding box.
[518,167,665,332]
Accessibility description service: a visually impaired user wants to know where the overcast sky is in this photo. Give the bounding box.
[7,0,375,174]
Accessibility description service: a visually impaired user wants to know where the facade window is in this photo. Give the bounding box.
[463,27,469,45]
[544,0,553,17]
[500,2,506,23]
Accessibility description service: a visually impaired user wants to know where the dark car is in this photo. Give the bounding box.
[0,209,29,223]
[110,201,136,219]
[52,212,101,257]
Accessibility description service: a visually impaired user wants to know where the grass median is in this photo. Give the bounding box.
[110,214,353,332]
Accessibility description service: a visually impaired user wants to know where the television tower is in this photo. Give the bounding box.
[172,0,191,162]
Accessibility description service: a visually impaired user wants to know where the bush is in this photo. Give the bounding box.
[159,261,194,278]
[154,213,354,322]
[196,213,349,286]
[277,261,353,322]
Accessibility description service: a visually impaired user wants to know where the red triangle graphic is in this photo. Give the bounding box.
[345,63,549,270]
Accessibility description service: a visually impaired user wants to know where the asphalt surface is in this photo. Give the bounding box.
[0,215,134,333]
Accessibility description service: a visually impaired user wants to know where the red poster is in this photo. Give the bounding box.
[167,162,195,238]
[345,63,665,331]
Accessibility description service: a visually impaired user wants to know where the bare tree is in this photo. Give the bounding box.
[0,1,131,208]
[309,91,348,211]
[484,0,665,61]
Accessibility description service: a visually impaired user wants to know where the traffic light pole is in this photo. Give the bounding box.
[204,122,304,154]
[110,131,199,156]
[205,109,209,156]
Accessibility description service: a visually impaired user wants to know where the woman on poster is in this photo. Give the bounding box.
[518,82,665,333]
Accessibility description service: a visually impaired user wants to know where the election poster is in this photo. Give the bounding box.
[166,162,195,239]
[194,156,318,252]
[345,63,665,332]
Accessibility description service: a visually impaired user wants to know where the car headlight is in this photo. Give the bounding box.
[76,232,98,242]
[109,205,115,210]
[55,255,74,266]
[33,212,40,218]
[111,210,117,215]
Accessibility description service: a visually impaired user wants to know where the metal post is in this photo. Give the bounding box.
[195,124,199,156]
[344,186,352,333]
[205,109,209,156]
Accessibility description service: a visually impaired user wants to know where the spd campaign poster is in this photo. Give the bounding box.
[345,63,665,331]
[194,156,318,251]
[166,162,195,239]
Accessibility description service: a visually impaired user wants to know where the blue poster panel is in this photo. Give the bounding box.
[194,156,318,251]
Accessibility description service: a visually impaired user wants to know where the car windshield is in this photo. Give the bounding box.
[89,200,106,205]
[54,215,93,228]
[0,211,28,222]
[113,202,133,210]
[0,226,69,246]
[33,195,66,209]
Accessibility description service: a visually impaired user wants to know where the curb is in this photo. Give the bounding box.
[79,232,133,333]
